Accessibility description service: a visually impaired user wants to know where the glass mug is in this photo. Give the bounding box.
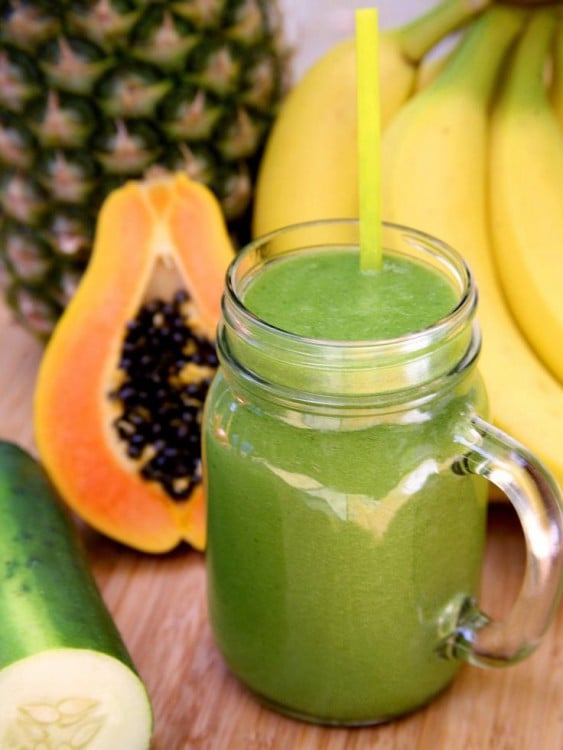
[203,220,563,725]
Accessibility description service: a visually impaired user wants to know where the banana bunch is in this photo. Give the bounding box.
[252,0,563,490]
[252,0,491,234]
[488,10,563,382]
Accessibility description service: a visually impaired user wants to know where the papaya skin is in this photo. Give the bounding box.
[34,173,234,553]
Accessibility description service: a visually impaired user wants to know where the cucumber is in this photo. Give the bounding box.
[0,441,153,749]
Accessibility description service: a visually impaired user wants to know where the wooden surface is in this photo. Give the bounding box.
[1,304,562,750]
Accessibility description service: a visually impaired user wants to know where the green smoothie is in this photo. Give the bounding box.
[204,246,488,724]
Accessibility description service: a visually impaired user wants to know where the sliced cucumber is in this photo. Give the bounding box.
[0,441,153,749]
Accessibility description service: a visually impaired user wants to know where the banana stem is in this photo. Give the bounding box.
[396,0,491,62]
[501,9,557,111]
[433,5,528,98]
[550,15,563,126]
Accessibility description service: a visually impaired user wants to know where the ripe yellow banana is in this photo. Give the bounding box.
[488,10,563,383]
[381,5,563,488]
[252,0,490,237]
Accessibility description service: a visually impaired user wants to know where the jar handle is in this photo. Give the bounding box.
[441,415,563,668]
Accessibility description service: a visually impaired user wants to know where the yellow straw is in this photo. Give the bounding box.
[356,7,382,272]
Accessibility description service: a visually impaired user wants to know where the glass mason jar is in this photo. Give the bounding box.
[203,220,562,726]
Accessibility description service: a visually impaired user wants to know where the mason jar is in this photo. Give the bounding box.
[203,219,562,726]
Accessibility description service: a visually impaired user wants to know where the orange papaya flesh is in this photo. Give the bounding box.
[34,173,234,553]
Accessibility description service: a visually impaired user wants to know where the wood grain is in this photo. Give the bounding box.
[0,306,561,750]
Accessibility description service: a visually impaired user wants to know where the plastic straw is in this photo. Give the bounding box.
[356,8,382,272]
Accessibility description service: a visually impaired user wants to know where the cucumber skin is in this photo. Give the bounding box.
[0,441,136,670]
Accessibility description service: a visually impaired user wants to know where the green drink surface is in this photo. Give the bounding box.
[243,249,458,340]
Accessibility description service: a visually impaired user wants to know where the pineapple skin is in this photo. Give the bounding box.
[0,0,289,338]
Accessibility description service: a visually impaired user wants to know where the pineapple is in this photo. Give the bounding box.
[0,0,288,338]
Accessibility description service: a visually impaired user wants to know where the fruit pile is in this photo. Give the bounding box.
[0,0,287,338]
[4,0,563,559]
[253,0,563,491]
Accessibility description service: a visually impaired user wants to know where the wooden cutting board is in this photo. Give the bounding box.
[0,303,561,750]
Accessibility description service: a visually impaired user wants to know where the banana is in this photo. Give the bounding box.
[252,0,491,237]
[488,10,563,383]
[380,4,563,489]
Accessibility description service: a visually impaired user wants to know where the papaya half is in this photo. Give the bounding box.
[34,173,235,553]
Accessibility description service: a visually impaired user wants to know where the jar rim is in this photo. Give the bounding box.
[219,220,479,401]
[226,219,476,351]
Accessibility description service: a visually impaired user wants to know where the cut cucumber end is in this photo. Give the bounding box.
[0,648,153,750]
